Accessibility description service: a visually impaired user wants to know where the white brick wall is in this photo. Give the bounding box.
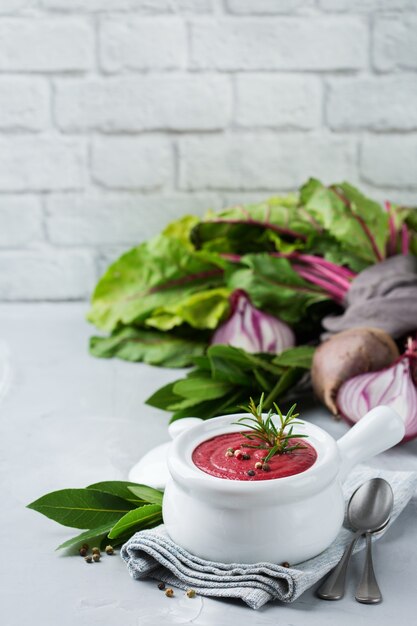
[0,0,416,300]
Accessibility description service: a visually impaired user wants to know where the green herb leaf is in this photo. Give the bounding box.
[272,346,315,369]
[89,327,206,368]
[56,524,113,552]
[86,481,148,505]
[27,489,135,529]
[108,504,162,540]
[127,485,163,506]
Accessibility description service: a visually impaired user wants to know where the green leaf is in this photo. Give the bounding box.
[162,215,200,249]
[145,287,231,331]
[227,254,327,324]
[127,485,164,505]
[146,382,179,410]
[173,375,233,401]
[86,481,148,505]
[87,234,226,333]
[56,524,113,552]
[272,346,315,369]
[89,327,206,368]
[27,489,135,529]
[300,179,388,267]
[108,504,162,540]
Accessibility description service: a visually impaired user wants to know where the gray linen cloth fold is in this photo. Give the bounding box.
[120,466,417,610]
[321,254,417,339]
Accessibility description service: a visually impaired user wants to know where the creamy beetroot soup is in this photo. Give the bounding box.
[192,431,317,481]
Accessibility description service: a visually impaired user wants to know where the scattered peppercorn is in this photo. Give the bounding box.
[157,582,166,590]
[262,463,270,472]
[227,447,234,454]
[281,562,290,568]
[84,555,93,563]
[247,470,256,476]
[186,589,196,598]
[242,453,251,460]
[105,545,114,555]
[254,462,263,470]
[165,588,174,597]
[234,449,244,460]
[92,547,100,555]
[225,450,234,458]
[92,553,101,562]
[79,547,88,557]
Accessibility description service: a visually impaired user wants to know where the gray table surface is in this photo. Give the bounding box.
[1,303,416,626]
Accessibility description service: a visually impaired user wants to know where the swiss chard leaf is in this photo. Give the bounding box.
[87,234,226,333]
[227,254,328,324]
[27,489,135,529]
[89,327,206,368]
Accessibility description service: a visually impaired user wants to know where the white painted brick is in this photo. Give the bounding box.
[190,18,367,71]
[41,0,212,13]
[0,196,43,247]
[327,76,417,131]
[55,76,232,132]
[361,136,417,188]
[226,0,314,14]
[0,19,93,72]
[0,138,86,192]
[374,16,417,71]
[319,0,417,10]
[236,75,321,129]
[0,250,96,300]
[45,192,222,245]
[91,137,173,190]
[0,0,38,12]
[179,134,357,191]
[0,79,49,131]
[100,18,186,72]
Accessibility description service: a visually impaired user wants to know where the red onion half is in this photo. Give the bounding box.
[337,339,417,442]
[211,290,295,354]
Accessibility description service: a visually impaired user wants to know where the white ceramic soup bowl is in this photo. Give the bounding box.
[163,405,404,565]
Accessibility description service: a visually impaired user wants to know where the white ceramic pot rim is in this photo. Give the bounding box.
[168,413,341,501]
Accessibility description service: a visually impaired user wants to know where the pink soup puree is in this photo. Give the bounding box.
[192,431,317,481]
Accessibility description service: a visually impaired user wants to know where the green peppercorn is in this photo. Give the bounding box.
[92,553,101,562]
[92,547,100,555]
[186,589,196,598]
[84,555,93,563]
[105,545,114,555]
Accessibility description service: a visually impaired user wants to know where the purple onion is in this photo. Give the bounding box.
[337,339,417,443]
[211,290,295,354]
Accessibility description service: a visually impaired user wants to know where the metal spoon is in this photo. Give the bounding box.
[317,478,393,601]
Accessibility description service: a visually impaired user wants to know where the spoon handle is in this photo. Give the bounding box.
[355,532,382,604]
[317,531,361,600]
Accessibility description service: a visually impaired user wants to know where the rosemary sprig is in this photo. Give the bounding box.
[234,393,308,461]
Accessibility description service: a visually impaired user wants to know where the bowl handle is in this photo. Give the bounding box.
[337,405,405,481]
[168,418,203,440]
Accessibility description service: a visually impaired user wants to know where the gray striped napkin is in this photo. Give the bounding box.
[121,467,417,609]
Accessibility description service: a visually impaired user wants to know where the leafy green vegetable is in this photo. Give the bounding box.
[88,234,226,333]
[146,345,315,421]
[227,254,328,324]
[89,327,206,367]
